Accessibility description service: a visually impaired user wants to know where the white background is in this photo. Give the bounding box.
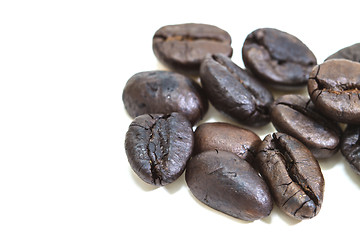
[0,0,359,239]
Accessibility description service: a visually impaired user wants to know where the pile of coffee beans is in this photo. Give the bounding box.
[123,23,360,221]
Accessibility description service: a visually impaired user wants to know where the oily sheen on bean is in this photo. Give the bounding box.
[152,23,233,75]
[270,94,342,159]
[256,133,324,220]
[186,150,273,221]
[200,53,274,126]
[122,70,208,125]
[242,28,317,89]
[125,113,194,186]
[308,59,360,124]
[194,122,261,165]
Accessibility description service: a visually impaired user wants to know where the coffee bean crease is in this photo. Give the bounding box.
[146,114,172,185]
[211,55,268,116]
[256,133,324,219]
[271,134,319,206]
[126,113,194,186]
[247,33,315,67]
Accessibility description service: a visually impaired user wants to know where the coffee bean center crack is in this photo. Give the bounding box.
[146,114,171,185]
[272,134,319,206]
[211,54,268,116]
[248,35,315,67]
[310,65,360,96]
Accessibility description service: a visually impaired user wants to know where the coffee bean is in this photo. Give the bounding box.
[326,43,360,62]
[256,133,324,220]
[308,59,360,124]
[200,53,274,126]
[122,70,208,125]
[341,125,360,175]
[152,23,233,75]
[271,94,342,159]
[186,150,273,221]
[125,112,194,186]
[242,28,317,89]
[194,122,261,165]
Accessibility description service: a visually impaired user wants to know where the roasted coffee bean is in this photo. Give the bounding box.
[325,43,360,62]
[152,23,232,75]
[242,28,317,89]
[186,150,273,221]
[125,113,194,186]
[256,133,324,220]
[271,94,342,159]
[200,53,274,126]
[194,122,261,165]
[308,59,360,124]
[122,70,208,125]
[341,125,360,175]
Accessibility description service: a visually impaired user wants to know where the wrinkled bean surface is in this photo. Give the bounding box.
[308,59,360,124]
[256,133,324,220]
[125,113,194,186]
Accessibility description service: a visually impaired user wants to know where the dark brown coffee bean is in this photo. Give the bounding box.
[256,133,324,220]
[325,43,360,62]
[200,53,274,126]
[152,23,232,75]
[271,94,342,159]
[186,150,273,221]
[194,122,261,165]
[308,59,360,124]
[242,28,317,89]
[341,125,360,175]
[122,70,208,125]
[125,113,194,186]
